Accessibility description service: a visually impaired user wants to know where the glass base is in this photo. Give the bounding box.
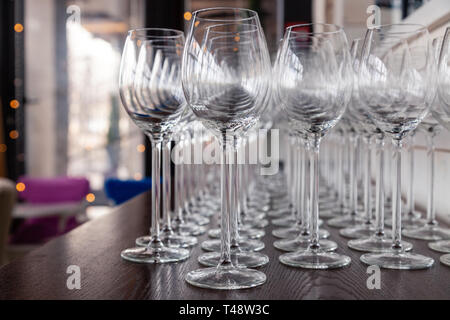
[247,202,270,213]
[279,249,351,269]
[272,227,329,239]
[274,237,337,252]
[191,204,215,217]
[339,223,377,239]
[402,224,450,241]
[121,246,190,264]
[136,233,197,248]
[348,235,413,253]
[184,213,210,226]
[198,251,269,268]
[428,240,450,253]
[440,254,450,267]
[241,218,269,229]
[319,208,340,219]
[267,208,291,218]
[202,239,265,252]
[172,221,206,236]
[208,227,265,240]
[385,216,426,229]
[327,214,365,228]
[241,211,266,220]
[360,251,434,270]
[271,217,323,228]
[185,266,266,290]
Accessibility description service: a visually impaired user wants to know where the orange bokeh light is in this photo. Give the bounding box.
[14,23,24,33]
[86,193,96,203]
[16,182,26,192]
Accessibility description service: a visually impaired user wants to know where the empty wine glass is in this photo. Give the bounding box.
[358,24,435,269]
[427,28,450,266]
[403,37,450,242]
[119,28,190,263]
[276,24,353,269]
[182,8,271,289]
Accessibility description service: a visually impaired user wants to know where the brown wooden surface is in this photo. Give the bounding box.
[0,191,449,300]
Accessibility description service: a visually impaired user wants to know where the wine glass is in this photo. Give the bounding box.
[276,24,353,269]
[119,28,190,263]
[339,38,380,239]
[358,24,435,269]
[427,28,450,266]
[191,23,270,269]
[403,37,450,242]
[182,8,271,289]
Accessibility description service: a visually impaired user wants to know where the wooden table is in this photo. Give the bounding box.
[0,192,449,300]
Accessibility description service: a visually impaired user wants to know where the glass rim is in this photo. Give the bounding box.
[128,27,184,39]
[286,23,344,35]
[192,7,259,22]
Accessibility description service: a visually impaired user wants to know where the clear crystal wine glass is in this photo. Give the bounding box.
[276,24,353,269]
[427,28,450,266]
[340,38,379,239]
[403,37,450,242]
[182,8,271,289]
[119,28,190,263]
[358,24,435,269]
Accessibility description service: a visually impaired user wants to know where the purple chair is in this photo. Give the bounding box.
[10,177,90,245]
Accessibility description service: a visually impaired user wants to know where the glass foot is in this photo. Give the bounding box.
[440,254,450,267]
[279,248,351,269]
[191,206,215,217]
[271,217,323,228]
[136,233,197,248]
[348,235,413,253]
[385,217,426,229]
[172,221,206,237]
[208,227,265,239]
[241,218,269,229]
[403,224,450,241]
[319,208,340,219]
[198,251,269,268]
[327,214,365,228]
[185,266,266,290]
[272,227,329,239]
[274,237,337,252]
[360,251,434,270]
[267,207,291,218]
[428,240,450,253]
[339,223,378,239]
[202,239,264,252]
[121,246,190,264]
[184,213,210,226]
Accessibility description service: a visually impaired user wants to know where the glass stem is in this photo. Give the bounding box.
[391,138,403,251]
[300,139,309,235]
[174,141,184,224]
[309,135,321,249]
[219,136,232,267]
[161,140,172,233]
[363,136,372,224]
[292,143,299,224]
[375,134,385,237]
[407,134,416,216]
[337,132,344,211]
[349,135,358,217]
[149,139,162,248]
[426,132,436,225]
[231,140,239,248]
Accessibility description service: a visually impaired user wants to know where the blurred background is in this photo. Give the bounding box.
[0,0,449,265]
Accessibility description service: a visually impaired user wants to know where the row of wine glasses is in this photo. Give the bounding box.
[118,7,450,291]
[272,24,450,270]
